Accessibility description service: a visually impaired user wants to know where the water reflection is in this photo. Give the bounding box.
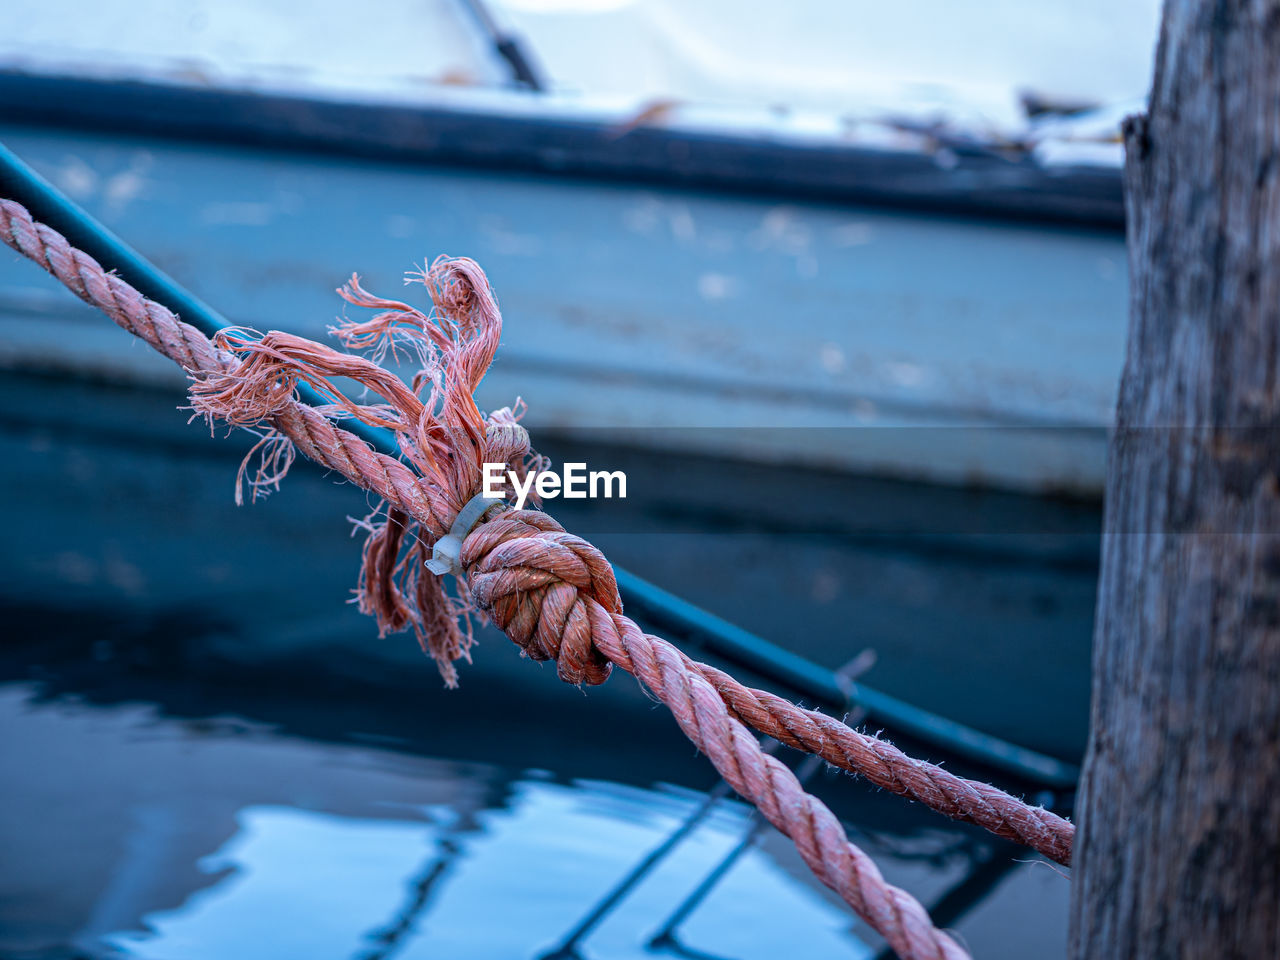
[1,657,1068,960]
[100,786,868,960]
[108,807,445,959]
[3,683,893,960]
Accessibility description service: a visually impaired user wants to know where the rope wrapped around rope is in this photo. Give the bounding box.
[2,196,1076,958]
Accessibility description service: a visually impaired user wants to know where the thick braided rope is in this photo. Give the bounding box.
[0,197,1071,953]
[0,200,456,538]
[463,511,968,960]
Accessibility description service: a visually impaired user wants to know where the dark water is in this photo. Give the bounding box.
[6,680,872,960]
[0,653,1070,960]
[0,373,1092,958]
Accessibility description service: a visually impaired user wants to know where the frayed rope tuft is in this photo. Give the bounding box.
[189,257,534,685]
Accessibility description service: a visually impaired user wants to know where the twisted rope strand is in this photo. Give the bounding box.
[2,196,1072,954]
[603,620,969,960]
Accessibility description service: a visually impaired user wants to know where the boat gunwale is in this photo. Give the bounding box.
[0,70,1126,232]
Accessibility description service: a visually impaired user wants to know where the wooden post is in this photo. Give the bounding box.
[1070,1,1280,956]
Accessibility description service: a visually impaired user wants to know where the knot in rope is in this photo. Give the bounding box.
[461,510,621,685]
[0,197,1088,956]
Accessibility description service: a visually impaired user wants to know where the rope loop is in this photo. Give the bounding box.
[461,509,619,685]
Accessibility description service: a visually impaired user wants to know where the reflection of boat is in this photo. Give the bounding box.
[0,365,1098,765]
[0,646,1063,960]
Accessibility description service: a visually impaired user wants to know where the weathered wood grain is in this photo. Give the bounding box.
[1071,1,1280,956]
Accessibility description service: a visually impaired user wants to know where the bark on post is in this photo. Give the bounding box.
[1070,1,1280,956]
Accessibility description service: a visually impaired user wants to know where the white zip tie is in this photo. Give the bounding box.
[425,492,504,577]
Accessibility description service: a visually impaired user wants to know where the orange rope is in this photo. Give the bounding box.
[2,196,1073,957]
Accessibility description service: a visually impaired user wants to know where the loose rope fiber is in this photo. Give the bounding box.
[2,197,1073,957]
